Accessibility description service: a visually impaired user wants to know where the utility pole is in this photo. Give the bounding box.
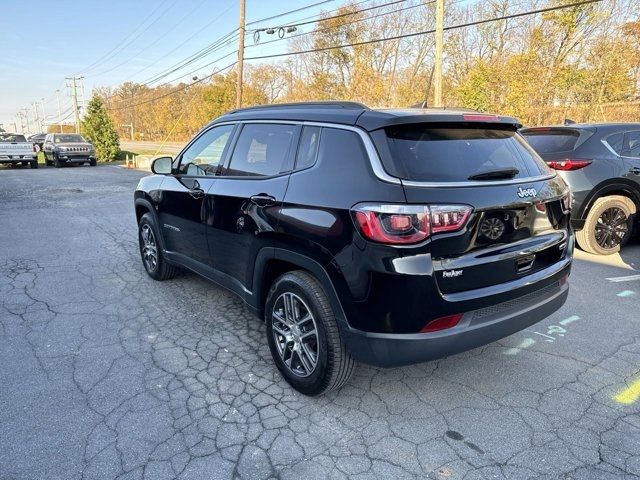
[18,112,26,134]
[66,76,82,134]
[24,108,31,135]
[32,103,40,133]
[236,0,246,108]
[56,89,63,133]
[39,99,46,132]
[433,0,444,107]
[79,77,86,116]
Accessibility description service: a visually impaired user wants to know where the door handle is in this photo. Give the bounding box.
[189,188,205,199]
[250,194,276,207]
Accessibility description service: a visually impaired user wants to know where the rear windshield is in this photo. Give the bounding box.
[0,134,26,142]
[520,129,580,154]
[380,125,550,182]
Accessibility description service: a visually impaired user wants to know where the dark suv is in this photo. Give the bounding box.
[522,124,640,255]
[134,102,573,395]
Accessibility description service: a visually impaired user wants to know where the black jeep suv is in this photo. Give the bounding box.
[521,124,640,255]
[134,102,573,395]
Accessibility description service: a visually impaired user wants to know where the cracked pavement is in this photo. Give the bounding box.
[1,165,639,479]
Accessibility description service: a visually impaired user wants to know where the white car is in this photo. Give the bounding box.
[0,133,38,168]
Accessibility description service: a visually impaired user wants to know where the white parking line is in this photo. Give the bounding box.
[606,274,640,283]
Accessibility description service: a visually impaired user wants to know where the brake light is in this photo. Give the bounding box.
[352,204,472,245]
[546,159,591,171]
[463,114,500,122]
[420,313,463,333]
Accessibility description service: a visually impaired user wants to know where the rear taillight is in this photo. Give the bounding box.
[352,204,472,245]
[546,159,591,171]
[420,313,463,333]
[463,114,500,122]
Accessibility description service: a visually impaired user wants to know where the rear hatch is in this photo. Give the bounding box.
[370,118,571,294]
[520,126,596,172]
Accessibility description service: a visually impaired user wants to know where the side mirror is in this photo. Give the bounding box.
[151,156,173,175]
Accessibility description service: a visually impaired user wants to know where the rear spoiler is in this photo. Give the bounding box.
[356,111,522,131]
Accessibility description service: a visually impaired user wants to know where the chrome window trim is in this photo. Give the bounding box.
[208,119,557,187]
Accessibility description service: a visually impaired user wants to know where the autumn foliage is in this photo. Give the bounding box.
[100,0,640,142]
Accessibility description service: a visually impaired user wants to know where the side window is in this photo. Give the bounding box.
[605,132,624,155]
[622,131,640,158]
[178,124,234,176]
[295,126,321,170]
[225,123,295,177]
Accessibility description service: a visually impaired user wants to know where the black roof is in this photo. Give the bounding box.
[211,101,521,131]
[522,123,640,133]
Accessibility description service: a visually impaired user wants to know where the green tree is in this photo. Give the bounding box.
[81,95,120,161]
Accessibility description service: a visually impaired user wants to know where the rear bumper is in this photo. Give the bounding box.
[0,156,36,163]
[343,261,570,368]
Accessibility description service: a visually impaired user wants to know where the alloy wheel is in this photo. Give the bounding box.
[140,224,158,272]
[594,207,628,250]
[271,292,319,377]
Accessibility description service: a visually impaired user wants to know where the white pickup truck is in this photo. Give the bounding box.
[0,133,38,168]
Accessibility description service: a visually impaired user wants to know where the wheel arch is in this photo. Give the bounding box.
[577,179,640,221]
[134,196,169,252]
[253,248,349,332]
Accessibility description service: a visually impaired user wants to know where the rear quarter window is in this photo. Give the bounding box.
[380,125,550,182]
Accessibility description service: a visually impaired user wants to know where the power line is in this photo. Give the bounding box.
[248,0,431,49]
[250,0,376,33]
[92,0,211,78]
[78,0,175,75]
[80,0,181,76]
[244,0,604,61]
[141,30,239,86]
[253,0,407,33]
[106,61,238,112]
[125,3,236,82]
[246,0,337,26]
[154,50,239,87]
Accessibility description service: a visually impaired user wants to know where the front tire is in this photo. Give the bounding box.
[576,195,635,255]
[54,155,61,168]
[90,159,97,166]
[265,271,355,395]
[30,161,38,169]
[138,213,178,280]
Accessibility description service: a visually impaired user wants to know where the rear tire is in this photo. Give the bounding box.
[138,212,178,281]
[576,195,635,255]
[265,270,355,395]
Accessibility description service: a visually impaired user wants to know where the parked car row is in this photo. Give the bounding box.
[0,132,97,168]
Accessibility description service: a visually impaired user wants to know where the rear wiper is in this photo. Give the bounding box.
[468,167,519,180]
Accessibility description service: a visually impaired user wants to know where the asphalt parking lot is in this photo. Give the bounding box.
[1,165,639,480]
